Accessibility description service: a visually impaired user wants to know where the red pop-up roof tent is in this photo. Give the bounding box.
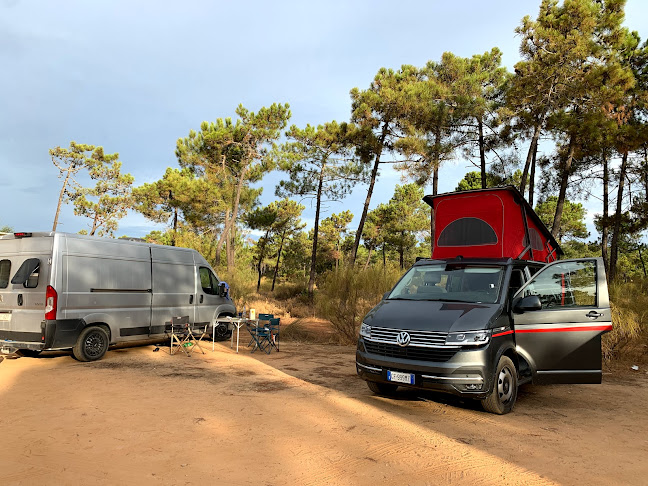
[422,186,562,263]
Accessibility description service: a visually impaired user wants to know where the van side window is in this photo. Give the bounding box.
[523,260,596,309]
[10,258,40,289]
[0,260,10,288]
[199,267,218,295]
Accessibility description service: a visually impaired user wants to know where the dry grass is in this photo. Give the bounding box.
[605,281,648,365]
[315,265,402,344]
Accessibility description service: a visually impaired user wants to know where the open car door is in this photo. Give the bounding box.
[512,258,612,384]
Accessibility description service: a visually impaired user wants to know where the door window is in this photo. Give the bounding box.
[0,260,10,288]
[199,267,219,295]
[522,260,596,309]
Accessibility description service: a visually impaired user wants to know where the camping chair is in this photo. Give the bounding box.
[267,317,280,352]
[247,313,273,348]
[248,314,273,353]
[166,316,205,356]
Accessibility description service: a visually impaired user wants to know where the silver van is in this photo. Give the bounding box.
[0,232,236,361]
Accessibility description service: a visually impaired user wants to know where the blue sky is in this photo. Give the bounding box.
[2,0,647,238]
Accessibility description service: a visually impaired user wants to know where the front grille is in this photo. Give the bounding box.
[364,340,457,362]
[369,326,447,347]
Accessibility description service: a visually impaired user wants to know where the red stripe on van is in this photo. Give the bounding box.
[492,330,514,338]
[515,325,613,334]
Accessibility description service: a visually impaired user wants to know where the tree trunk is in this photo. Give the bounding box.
[528,142,538,206]
[429,129,441,255]
[89,213,99,236]
[382,243,386,268]
[363,247,373,270]
[551,135,576,239]
[399,232,404,270]
[256,230,270,292]
[216,166,248,269]
[271,231,286,292]
[519,123,541,195]
[601,151,610,274]
[351,124,388,265]
[171,206,178,247]
[53,169,73,231]
[227,225,236,271]
[609,151,629,282]
[308,164,326,298]
[478,117,486,189]
[214,208,231,266]
[432,127,441,195]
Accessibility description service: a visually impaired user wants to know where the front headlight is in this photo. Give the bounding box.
[359,322,371,338]
[445,330,491,346]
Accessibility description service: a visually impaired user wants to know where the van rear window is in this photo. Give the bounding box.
[11,258,40,288]
[0,260,10,288]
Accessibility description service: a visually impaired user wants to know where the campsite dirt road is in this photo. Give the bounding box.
[1,341,647,486]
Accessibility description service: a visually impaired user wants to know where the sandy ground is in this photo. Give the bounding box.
[1,338,647,486]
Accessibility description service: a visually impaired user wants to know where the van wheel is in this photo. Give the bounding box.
[73,326,109,362]
[367,381,398,396]
[481,355,518,414]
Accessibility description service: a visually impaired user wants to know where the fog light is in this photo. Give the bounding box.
[465,383,482,391]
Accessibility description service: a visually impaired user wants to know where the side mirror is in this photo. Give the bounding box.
[513,295,542,313]
[218,282,228,298]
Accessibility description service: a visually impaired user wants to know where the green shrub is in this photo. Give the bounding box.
[315,264,402,344]
[220,266,257,309]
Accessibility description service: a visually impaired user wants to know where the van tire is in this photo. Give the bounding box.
[481,355,517,414]
[73,326,109,362]
[367,381,398,396]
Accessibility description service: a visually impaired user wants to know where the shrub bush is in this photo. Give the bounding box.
[219,266,257,310]
[315,264,402,344]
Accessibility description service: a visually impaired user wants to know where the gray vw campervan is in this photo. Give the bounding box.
[0,232,236,361]
[356,187,613,414]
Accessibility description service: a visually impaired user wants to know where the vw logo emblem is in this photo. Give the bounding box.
[396,331,411,347]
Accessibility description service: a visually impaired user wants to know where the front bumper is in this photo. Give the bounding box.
[356,337,495,398]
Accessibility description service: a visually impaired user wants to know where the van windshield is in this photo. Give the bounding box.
[387,264,505,304]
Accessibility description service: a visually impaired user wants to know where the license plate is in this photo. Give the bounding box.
[0,313,11,322]
[387,370,414,384]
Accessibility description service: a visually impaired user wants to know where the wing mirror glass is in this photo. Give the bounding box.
[514,295,542,313]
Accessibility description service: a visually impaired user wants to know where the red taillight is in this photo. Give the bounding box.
[45,285,57,320]
[14,232,32,238]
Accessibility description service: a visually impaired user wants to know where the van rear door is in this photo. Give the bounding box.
[0,235,53,350]
[512,258,612,384]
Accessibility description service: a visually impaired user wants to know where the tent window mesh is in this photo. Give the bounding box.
[438,217,498,247]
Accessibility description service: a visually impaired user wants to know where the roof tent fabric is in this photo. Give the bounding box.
[422,186,562,263]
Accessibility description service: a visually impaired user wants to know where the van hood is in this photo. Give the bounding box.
[363,299,503,333]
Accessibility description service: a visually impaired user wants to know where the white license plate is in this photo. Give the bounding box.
[387,370,414,384]
[0,314,11,322]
